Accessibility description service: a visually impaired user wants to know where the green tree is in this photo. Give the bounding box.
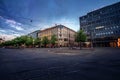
[1,36,35,48]
[50,35,57,47]
[42,36,49,47]
[19,36,28,44]
[34,38,41,47]
[13,37,21,47]
[25,37,33,47]
[13,36,28,47]
[2,40,15,47]
[75,30,87,49]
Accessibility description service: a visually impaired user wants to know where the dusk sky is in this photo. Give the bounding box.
[0,0,119,40]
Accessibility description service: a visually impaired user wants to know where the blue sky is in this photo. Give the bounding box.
[0,0,119,40]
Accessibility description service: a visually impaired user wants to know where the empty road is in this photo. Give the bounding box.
[0,48,120,80]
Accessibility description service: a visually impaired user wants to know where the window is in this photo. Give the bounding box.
[59,39,62,40]
[111,31,113,34]
[64,38,68,41]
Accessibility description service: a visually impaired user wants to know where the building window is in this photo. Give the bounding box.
[59,34,62,37]
[111,31,113,34]
[64,38,68,41]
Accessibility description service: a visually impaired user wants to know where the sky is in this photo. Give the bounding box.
[0,0,120,40]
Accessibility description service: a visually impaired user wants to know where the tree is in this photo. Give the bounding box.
[13,37,21,47]
[75,30,87,49]
[42,36,49,47]
[2,40,15,47]
[13,36,28,47]
[19,36,28,44]
[34,38,41,47]
[25,37,33,47]
[50,35,57,47]
[1,36,35,48]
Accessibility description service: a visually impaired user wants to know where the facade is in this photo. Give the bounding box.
[80,2,120,47]
[38,25,76,47]
[118,38,120,47]
[28,30,40,39]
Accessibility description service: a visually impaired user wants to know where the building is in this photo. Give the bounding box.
[80,2,120,47]
[118,38,120,47]
[38,25,76,47]
[28,30,40,39]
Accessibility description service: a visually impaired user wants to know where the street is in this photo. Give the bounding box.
[0,48,120,80]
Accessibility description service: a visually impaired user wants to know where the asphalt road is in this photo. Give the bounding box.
[0,48,120,80]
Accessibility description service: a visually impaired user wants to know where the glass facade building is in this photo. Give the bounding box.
[28,30,40,39]
[80,2,120,47]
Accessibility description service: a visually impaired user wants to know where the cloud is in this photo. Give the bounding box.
[0,30,22,41]
[0,34,16,41]
[0,16,24,31]
[0,16,25,41]
[9,24,24,31]
[0,29,6,33]
[5,19,24,31]
[6,19,17,24]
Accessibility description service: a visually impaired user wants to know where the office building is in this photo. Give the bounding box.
[28,30,40,39]
[80,2,120,47]
[38,25,76,47]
